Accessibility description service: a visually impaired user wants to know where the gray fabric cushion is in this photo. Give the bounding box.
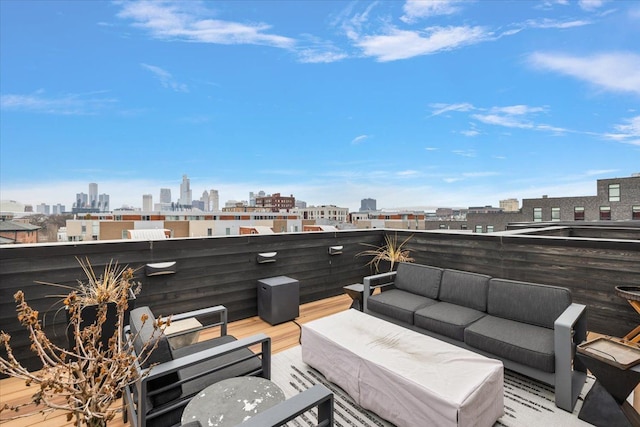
[367,289,437,324]
[172,335,263,397]
[414,302,486,341]
[487,279,571,329]
[464,315,555,373]
[128,306,181,412]
[439,269,490,311]
[129,306,173,367]
[394,263,443,299]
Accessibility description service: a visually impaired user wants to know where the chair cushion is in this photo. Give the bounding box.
[173,335,263,398]
[394,263,443,299]
[414,302,486,341]
[128,306,181,411]
[487,279,571,329]
[464,314,555,373]
[129,306,173,367]
[367,289,437,324]
[439,269,490,312]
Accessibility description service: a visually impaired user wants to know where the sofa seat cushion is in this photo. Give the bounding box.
[414,302,486,341]
[367,289,437,324]
[464,315,555,373]
[172,335,263,398]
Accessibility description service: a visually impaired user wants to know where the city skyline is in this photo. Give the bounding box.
[1,1,639,212]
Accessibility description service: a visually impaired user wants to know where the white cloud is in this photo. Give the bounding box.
[528,52,640,95]
[472,114,534,129]
[460,130,479,137]
[352,134,370,144]
[141,63,189,92]
[604,115,640,146]
[452,149,476,157]
[524,18,591,29]
[401,0,463,23]
[117,1,295,49]
[429,102,475,116]
[579,0,606,11]
[0,91,116,115]
[356,25,490,62]
[297,48,348,64]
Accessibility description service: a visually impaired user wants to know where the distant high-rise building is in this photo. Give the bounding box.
[179,175,192,207]
[200,191,210,211]
[52,204,66,214]
[36,203,50,215]
[210,189,219,211]
[76,192,88,208]
[360,198,377,211]
[160,188,171,203]
[89,183,98,209]
[143,194,153,211]
[98,194,109,211]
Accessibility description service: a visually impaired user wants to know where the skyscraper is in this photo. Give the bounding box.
[360,198,377,211]
[89,183,98,209]
[160,188,171,203]
[143,194,153,211]
[209,189,219,211]
[179,175,192,207]
[98,194,109,211]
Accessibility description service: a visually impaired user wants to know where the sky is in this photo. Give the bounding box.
[1,0,639,212]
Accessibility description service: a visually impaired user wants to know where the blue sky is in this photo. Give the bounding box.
[1,0,639,212]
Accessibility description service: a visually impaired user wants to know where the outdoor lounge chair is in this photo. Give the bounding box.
[122,305,272,427]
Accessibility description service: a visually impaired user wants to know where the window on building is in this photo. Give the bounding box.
[533,207,542,222]
[609,183,620,202]
[487,225,494,233]
[574,207,585,221]
[475,225,483,233]
[207,228,213,236]
[225,228,231,235]
[551,207,560,221]
[633,206,640,220]
[599,206,611,220]
[121,230,128,239]
[439,224,447,229]
[461,224,468,230]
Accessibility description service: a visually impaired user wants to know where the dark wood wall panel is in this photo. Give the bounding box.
[2,228,637,373]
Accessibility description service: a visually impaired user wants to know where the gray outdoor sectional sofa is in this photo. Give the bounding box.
[362,262,588,412]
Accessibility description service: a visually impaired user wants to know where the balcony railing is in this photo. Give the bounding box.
[1,227,639,372]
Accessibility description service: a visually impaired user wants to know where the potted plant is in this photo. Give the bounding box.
[39,257,141,350]
[356,232,415,273]
[0,267,166,427]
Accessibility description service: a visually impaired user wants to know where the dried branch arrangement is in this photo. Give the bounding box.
[0,259,165,427]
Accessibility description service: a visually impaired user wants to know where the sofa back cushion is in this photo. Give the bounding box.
[395,263,443,299]
[487,279,572,329]
[439,269,491,312]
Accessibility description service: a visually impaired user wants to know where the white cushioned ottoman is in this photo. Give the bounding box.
[302,309,504,427]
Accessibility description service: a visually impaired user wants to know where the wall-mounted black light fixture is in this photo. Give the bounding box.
[328,245,344,255]
[257,252,277,264]
[145,261,177,276]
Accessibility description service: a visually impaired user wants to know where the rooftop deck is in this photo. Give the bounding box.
[0,294,352,427]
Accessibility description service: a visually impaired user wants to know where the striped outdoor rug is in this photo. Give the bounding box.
[271,346,595,427]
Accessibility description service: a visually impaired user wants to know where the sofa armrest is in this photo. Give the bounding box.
[241,384,334,427]
[553,303,587,412]
[162,305,228,336]
[363,271,396,312]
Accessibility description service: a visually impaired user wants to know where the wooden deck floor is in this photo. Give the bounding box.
[0,294,352,427]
